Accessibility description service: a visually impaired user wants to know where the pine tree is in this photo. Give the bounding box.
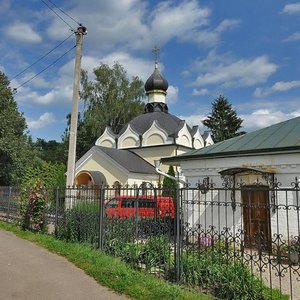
[202,95,245,143]
[162,165,177,199]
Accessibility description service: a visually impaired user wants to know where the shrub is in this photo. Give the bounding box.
[21,179,47,232]
[55,201,99,246]
[142,235,170,269]
[174,240,287,300]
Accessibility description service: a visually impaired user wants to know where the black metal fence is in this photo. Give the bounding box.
[0,178,299,300]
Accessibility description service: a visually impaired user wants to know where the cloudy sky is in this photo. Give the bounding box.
[1,0,300,141]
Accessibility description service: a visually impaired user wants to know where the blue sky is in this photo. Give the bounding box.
[1,0,300,141]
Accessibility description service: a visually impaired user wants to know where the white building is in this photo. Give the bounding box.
[74,60,213,187]
[163,117,300,246]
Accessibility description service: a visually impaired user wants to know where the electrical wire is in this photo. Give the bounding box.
[11,32,74,80]
[45,0,81,26]
[14,45,76,92]
[41,0,74,31]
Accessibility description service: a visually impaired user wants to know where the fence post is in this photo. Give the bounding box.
[175,184,181,282]
[98,186,105,251]
[55,186,59,233]
[6,186,12,222]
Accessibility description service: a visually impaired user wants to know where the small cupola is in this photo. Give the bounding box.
[145,63,169,95]
[145,46,168,105]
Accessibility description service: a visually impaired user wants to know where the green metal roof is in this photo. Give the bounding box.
[164,116,300,162]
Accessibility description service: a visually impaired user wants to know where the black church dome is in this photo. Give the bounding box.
[144,65,168,94]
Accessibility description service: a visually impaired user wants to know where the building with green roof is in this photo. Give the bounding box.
[162,116,300,248]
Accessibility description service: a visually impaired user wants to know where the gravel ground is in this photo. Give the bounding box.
[251,257,300,300]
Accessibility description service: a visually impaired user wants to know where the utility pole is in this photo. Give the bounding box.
[66,25,87,187]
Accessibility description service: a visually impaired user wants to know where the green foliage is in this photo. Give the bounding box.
[62,62,145,158]
[143,235,170,268]
[175,241,288,300]
[56,201,99,246]
[162,166,177,200]
[21,162,66,190]
[33,138,67,164]
[20,179,47,232]
[0,71,32,185]
[202,95,245,143]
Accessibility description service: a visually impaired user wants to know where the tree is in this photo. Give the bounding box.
[0,71,33,185]
[63,62,145,158]
[202,95,245,143]
[34,138,66,164]
[162,166,177,199]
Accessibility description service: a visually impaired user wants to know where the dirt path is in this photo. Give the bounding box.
[0,229,129,300]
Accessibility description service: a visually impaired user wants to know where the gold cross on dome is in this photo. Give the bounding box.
[152,45,160,64]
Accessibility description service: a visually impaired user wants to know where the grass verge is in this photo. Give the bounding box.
[0,222,212,300]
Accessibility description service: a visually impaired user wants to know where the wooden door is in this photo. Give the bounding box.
[242,187,271,251]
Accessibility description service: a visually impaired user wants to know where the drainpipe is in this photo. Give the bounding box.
[154,160,186,184]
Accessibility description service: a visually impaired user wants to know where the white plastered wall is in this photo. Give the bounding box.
[179,153,300,240]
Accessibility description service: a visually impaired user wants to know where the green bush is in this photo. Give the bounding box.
[176,241,288,300]
[143,235,170,269]
[20,179,48,232]
[55,201,99,246]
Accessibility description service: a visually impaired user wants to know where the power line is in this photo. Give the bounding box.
[45,0,81,26]
[11,32,74,80]
[41,0,74,31]
[14,45,76,92]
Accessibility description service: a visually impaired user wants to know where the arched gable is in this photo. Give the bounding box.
[205,133,214,146]
[142,120,169,146]
[176,122,193,148]
[95,127,116,148]
[192,127,205,149]
[118,124,140,149]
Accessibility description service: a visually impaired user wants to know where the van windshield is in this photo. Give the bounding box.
[106,198,119,208]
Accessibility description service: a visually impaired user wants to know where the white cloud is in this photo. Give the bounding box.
[179,109,300,134]
[143,0,210,48]
[16,84,73,106]
[254,80,300,97]
[15,52,154,107]
[192,88,209,96]
[178,114,206,129]
[183,18,240,47]
[99,52,153,81]
[166,85,179,104]
[191,52,277,88]
[46,0,231,51]
[241,109,300,131]
[6,22,42,43]
[283,31,300,42]
[282,2,300,14]
[59,53,154,83]
[27,112,56,130]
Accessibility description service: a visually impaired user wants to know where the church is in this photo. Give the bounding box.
[74,57,213,187]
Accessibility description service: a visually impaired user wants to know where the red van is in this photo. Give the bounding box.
[105,195,175,219]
